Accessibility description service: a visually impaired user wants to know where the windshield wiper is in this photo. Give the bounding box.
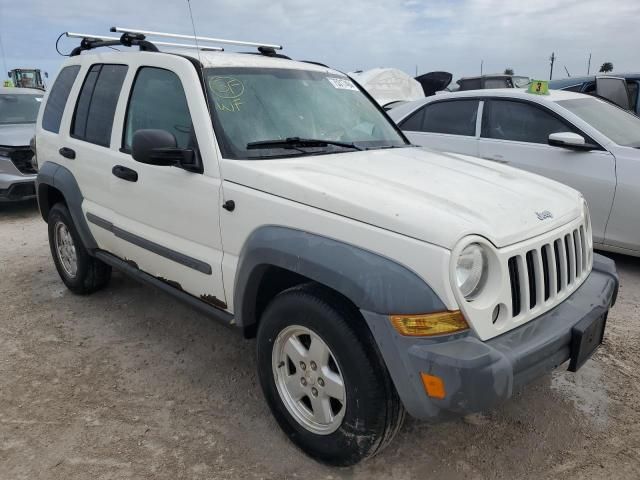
[247,137,363,151]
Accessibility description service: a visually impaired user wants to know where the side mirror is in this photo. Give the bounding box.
[131,129,200,172]
[548,132,597,151]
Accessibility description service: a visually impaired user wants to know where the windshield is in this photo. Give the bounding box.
[14,71,38,88]
[204,67,408,159]
[557,97,640,147]
[0,93,43,125]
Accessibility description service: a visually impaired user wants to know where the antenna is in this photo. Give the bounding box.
[110,26,282,50]
[564,65,571,77]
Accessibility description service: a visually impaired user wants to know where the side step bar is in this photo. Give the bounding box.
[94,250,235,328]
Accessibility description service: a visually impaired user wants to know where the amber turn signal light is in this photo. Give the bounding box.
[421,373,446,399]
[389,311,469,337]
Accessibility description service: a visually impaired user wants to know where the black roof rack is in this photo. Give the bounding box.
[64,31,224,56]
[68,32,158,56]
[64,29,330,68]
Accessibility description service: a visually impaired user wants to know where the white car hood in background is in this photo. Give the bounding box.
[222,147,582,250]
[349,68,424,105]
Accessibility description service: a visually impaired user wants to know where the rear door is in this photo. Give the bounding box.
[64,63,129,254]
[478,98,616,244]
[400,99,480,157]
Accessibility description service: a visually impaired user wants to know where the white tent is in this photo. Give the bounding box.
[349,68,424,106]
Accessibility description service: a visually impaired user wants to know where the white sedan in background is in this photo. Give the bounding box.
[389,89,640,256]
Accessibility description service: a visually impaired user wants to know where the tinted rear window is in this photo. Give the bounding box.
[422,100,478,136]
[72,64,128,147]
[42,65,80,133]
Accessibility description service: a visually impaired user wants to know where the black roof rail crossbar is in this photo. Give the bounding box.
[240,50,292,60]
[110,26,282,52]
[69,32,159,56]
[65,32,223,53]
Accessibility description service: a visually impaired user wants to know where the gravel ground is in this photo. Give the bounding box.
[1,201,639,479]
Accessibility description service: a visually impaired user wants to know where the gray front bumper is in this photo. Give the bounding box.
[1,159,36,201]
[362,253,618,420]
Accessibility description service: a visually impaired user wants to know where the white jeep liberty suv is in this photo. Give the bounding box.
[34,30,618,466]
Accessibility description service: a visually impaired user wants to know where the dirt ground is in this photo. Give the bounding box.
[1,201,639,480]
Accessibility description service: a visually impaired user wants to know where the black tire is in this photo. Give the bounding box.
[48,202,111,294]
[257,284,405,466]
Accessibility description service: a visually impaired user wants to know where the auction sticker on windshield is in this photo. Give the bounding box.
[327,77,358,91]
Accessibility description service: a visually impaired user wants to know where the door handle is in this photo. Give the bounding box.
[112,165,138,182]
[59,147,76,159]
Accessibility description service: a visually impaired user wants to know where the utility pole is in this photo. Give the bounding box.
[549,52,555,80]
[587,53,591,75]
[480,59,483,76]
[415,65,418,77]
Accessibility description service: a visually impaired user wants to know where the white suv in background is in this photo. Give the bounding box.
[34,30,618,466]
[389,89,640,256]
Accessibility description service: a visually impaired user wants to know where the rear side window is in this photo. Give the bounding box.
[482,100,574,144]
[42,65,80,133]
[123,67,194,151]
[483,78,510,89]
[458,79,481,90]
[72,64,128,147]
[421,100,478,136]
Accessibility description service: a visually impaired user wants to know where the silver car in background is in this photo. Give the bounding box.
[389,89,640,257]
[0,87,42,202]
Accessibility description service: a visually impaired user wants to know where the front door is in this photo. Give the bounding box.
[104,57,227,307]
[478,99,616,244]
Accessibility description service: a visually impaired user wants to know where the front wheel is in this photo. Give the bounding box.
[256,285,405,466]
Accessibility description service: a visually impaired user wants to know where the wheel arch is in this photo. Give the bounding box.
[37,161,98,251]
[234,226,446,336]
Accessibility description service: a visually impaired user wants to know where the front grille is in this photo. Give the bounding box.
[8,147,36,174]
[507,224,589,319]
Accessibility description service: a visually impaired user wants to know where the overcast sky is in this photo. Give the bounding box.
[1,0,638,84]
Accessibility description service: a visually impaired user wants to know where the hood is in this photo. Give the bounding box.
[0,123,35,147]
[222,148,582,250]
[415,71,452,96]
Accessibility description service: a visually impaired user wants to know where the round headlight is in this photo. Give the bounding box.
[456,243,488,299]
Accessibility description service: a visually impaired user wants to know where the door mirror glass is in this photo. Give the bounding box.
[596,77,632,110]
[131,129,198,171]
[548,131,596,150]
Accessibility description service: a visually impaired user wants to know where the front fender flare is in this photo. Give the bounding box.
[233,226,446,328]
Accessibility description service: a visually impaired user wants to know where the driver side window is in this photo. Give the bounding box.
[481,100,575,144]
[123,67,194,151]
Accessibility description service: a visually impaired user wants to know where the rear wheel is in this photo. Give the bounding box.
[48,203,111,294]
[257,284,405,466]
